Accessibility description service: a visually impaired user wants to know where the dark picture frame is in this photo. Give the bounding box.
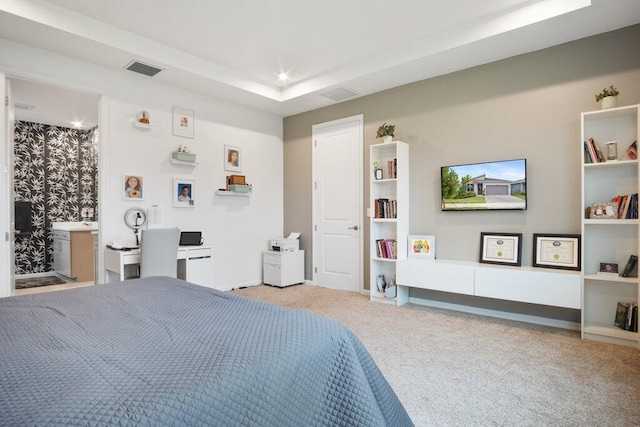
[532,233,581,271]
[479,232,522,266]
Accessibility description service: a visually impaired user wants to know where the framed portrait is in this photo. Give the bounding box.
[224,144,242,172]
[173,178,195,208]
[172,106,194,138]
[479,232,522,266]
[599,262,618,275]
[123,174,143,200]
[408,235,436,260]
[532,233,580,271]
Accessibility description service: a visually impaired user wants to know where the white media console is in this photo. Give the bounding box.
[396,258,581,315]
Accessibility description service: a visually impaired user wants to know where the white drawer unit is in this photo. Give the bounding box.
[53,230,71,278]
[263,250,305,288]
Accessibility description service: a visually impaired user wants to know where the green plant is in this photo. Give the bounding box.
[595,85,619,102]
[376,122,395,138]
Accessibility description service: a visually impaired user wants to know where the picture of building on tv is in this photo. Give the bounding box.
[441,159,527,211]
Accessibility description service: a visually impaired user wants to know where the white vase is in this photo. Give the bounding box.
[601,96,618,110]
[383,135,393,144]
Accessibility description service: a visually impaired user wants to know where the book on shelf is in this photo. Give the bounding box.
[608,194,639,219]
[614,302,638,332]
[375,238,397,259]
[374,198,397,219]
[387,158,397,179]
[585,138,606,163]
[592,138,606,163]
[585,138,599,163]
[620,254,638,278]
[584,141,593,163]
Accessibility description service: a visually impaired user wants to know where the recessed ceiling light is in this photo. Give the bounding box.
[72,120,83,128]
[278,72,289,81]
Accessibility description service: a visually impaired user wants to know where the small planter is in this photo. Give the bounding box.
[601,96,618,110]
[383,135,393,144]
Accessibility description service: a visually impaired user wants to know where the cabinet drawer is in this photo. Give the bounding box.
[263,252,283,265]
[187,247,212,259]
[263,263,282,286]
[52,230,70,240]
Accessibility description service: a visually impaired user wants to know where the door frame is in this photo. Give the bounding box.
[311,114,364,293]
[1,71,106,296]
[0,73,14,297]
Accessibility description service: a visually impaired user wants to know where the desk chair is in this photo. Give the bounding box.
[139,228,180,278]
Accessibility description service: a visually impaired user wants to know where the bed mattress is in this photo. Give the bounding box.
[0,277,412,426]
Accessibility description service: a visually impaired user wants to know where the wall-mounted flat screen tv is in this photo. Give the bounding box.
[441,159,527,211]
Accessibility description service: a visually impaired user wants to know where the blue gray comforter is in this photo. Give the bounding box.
[0,277,412,426]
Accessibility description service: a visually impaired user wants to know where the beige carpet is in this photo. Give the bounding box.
[232,284,640,426]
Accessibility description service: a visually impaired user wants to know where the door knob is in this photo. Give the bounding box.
[348,225,359,230]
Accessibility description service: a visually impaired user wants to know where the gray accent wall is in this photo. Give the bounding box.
[284,24,640,308]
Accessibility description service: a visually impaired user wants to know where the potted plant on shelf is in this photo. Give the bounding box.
[595,85,619,110]
[376,122,395,143]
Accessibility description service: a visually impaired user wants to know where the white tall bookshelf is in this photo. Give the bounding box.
[581,104,639,348]
[370,141,409,305]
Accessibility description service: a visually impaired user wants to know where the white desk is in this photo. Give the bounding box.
[104,246,214,288]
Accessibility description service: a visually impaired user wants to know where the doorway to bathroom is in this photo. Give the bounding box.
[10,78,100,292]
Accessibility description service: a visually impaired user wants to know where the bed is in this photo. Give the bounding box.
[0,277,412,426]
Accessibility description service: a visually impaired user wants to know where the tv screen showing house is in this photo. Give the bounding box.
[441,159,527,211]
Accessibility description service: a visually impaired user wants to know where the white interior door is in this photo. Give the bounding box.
[312,115,363,292]
[0,74,15,297]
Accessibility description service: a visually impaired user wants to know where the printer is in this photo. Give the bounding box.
[270,232,300,252]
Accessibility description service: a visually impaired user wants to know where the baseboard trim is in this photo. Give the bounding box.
[408,296,581,331]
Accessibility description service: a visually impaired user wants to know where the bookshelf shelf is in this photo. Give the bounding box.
[584,274,638,283]
[369,141,408,306]
[372,257,397,263]
[581,104,639,348]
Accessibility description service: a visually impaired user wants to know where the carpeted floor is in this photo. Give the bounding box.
[15,276,67,290]
[232,284,640,427]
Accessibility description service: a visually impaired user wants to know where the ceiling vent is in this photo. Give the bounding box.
[124,60,164,77]
[320,87,358,102]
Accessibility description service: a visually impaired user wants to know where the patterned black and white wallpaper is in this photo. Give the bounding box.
[14,121,98,275]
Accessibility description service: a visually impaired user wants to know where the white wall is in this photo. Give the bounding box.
[0,38,283,291]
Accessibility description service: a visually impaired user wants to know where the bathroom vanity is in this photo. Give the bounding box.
[52,222,98,283]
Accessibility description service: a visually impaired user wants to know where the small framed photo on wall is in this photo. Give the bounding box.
[224,144,242,172]
[173,178,195,208]
[123,174,143,200]
[173,106,194,138]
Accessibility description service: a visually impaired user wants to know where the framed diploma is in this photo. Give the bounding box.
[532,233,581,271]
[479,232,522,266]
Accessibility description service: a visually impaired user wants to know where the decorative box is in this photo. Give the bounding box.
[229,184,251,193]
[172,152,196,162]
[229,175,246,185]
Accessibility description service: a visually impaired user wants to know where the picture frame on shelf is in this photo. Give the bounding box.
[224,144,242,172]
[172,106,194,138]
[532,233,580,271]
[173,178,195,208]
[408,235,435,260]
[598,262,619,277]
[479,232,522,266]
[123,174,143,200]
[588,202,617,219]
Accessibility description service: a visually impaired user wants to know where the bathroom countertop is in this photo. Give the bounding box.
[51,221,98,231]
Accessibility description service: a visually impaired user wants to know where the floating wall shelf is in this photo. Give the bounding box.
[132,121,153,130]
[216,190,251,197]
[170,159,198,167]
